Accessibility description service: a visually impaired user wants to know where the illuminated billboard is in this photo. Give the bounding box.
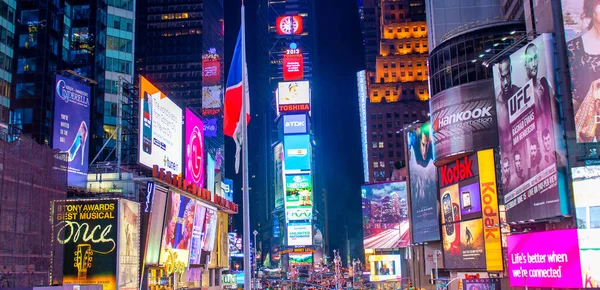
[361,182,409,250]
[441,219,485,269]
[287,221,312,246]
[289,253,313,265]
[202,208,218,251]
[159,192,195,267]
[283,114,308,134]
[274,143,285,208]
[368,255,402,282]
[119,199,140,290]
[285,174,312,209]
[357,70,369,182]
[286,208,313,222]
[189,202,207,265]
[52,74,90,187]
[283,52,304,81]
[562,0,600,143]
[202,85,223,110]
[406,122,440,243]
[55,200,118,290]
[276,16,303,35]
[493,34,568,222]
[283,134,311,172]
[202,51,221,86]
[185,109,205,188]
[222,178,233,202]
[278,81,310,113]
[139,76,183,174]
[439,150,502,271]
[430,80,498,163]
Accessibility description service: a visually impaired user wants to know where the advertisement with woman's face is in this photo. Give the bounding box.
[563,0,600,143]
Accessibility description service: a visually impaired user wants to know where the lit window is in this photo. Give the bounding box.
[380,161,385,168]
[378,142,384,148]
[373,162,379,168]
[372,142,378,148]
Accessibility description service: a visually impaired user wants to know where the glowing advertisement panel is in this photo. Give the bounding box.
[285,174,312,209]
[283,134,311,172]
[139,76,183,174]
[289,253,313,265]
[159,192,195,267]
[357,70,369,182]
[52,74,90,187]
[442,219,485,270]
[286,208,313,222]
[361,182,409,250]
[507,229,583,288]
[562,0,600,143]
[278,81,310,113]
[572,166,600,288]
[494,34,569,222]
[283,53,304,81]
[287,221,312,246]
[368,255,402,282]
[276,16,303,35]
[202,208,218,251]
[185,109,205,188]
[189,202,207,265]
[283,114,308,134]
[55,200,118,290]
[406,122,440,243]
[118,200,140,290]
[274,143,285,208]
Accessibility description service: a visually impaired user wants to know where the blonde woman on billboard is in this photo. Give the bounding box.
[570,0,600,142]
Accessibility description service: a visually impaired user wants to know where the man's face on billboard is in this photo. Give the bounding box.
[499,60,512,95]
[530,143,539,160]
[420,132,429,160]
[543,133,551,152]
[515,154,523,174]
[525,46,539,80]
[502,159,510,177]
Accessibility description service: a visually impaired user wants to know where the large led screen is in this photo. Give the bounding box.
[274,143,285,209]
[189,202,207,265]
[406,122,440,243]
[52,74,90,187]
[368,255,402,282]
[562,0,600,143]
[139,76,183,174]
[159,192,195,267]
[361,182,409,250]
[278,81,310,113]
[289,253,313,265]
[430,80,498,163]
[493,34,568,222]
[276,16,303,35]
[572,166,600,288]
[118,200,140,290]
[283,114,308,134]
[285,174,312,209]
[442,219,485,269]
[287,221,312,246]
[55,200,118,290]
[185,108,205,188]
[283,134,311,172]
[283,52,304,81]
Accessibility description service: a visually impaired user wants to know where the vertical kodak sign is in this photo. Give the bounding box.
[477,149,503,271]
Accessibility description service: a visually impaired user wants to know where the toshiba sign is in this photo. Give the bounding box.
[283,114,308,134]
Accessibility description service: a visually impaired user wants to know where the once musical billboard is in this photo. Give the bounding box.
[52,74,91,187]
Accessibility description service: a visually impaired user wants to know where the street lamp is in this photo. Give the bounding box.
[253,230,258,289]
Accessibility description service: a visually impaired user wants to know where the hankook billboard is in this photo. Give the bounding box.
[430,80,498,163]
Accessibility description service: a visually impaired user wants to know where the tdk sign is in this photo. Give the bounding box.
[283,114,307,134]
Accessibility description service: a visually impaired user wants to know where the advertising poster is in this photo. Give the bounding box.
[276,15,303,35]
[361,182,410,250]
[368,255,402,282]
[139,76,183,174]
[202,208,218,251]
[462,278,501,290]
[493,34,567,222]
[52,74,90,187]
[217,211,229,268]
[283,53,304,81]
[287,221,312,246]
[159,192,195,267]
[572,165,600,287]
[507,229,584,288]
[202,85,222,109]
[202,50,221,86]
[562,0,600,143]
[55,200,118,290]
[442,219,485,269]
[283,114,308,134]
[274,143,285,208]
[406,122,440,243]
[477,149,502,271]
[424,243,444,275]
[185,108,205,188]
[289,253,313,265]
[222,178,234,202]
[430,80,498,163]
[283,134,311,172]
[439,155,480,226]
[285,174,312,209]
[189,202,207,265]
[118,200,140,290]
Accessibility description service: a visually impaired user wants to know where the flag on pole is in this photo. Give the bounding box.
[224,28,250,173]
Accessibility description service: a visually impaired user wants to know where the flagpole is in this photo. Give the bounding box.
[240,2,252,290]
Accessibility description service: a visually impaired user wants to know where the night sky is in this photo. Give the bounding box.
[224,0,365,261]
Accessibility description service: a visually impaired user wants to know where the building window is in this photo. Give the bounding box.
[413,27,418,32]
[388,28,393,33]
[72,5,90,20]
[371,113,377,119]
[378,113,383,119]
[106,57,132,74]
[396,121,402,128]
[380,161,385,168]
[399,43,403,48]
[0,2,15,23]
[397,28,401,33]
[390,5,395,10]
[383,63,388,68]
[590,206,600,228]
[417,61,422,67]
[372,124,377,130]
[416,42,420,48]
[373,91,379,96]
[0,52,11,71]
[404,27,409,32]
[373,162,379,168]
[389,151,394,157]
[15,83,35,99]
[391,14,396,20]
[378,142,384,148]
[386,113,392,119]
[394,112,400,118]
[17,57,36,73]
[400,62,405,67]
[421,26,426,31]
[406,43,411,48]
[384,73,389,78]
[401,72,406,77]
[19,33,37,48]
[397,151,402,157]
[409,71,413,76]
[373,152,378,158]
[418,71,423,76]
[108,0,134,11]
[372,142,378,149]
[389,44,395,51]
[380,171,386,178]
[107,36,133,53]
[0,27,14,47]
[385,91,390,96]
[396,142,402,147]
[391,72,397,78]
[391,63,396,68]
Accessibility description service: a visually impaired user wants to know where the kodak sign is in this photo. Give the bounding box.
[439,156,476,187]
[477,149,503,271]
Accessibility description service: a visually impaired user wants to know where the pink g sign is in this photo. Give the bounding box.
[507,229,583,288]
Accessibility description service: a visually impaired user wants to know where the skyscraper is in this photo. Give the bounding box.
[358,0,430,183]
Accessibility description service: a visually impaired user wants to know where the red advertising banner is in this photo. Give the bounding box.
[283,54,304,81]
[276,16,303,35]
[202,53,221,86]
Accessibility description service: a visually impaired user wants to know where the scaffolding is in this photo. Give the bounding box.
[0,132,67,287]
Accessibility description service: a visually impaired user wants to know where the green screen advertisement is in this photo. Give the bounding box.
[285,174,312,209]
[54,199,118,290]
